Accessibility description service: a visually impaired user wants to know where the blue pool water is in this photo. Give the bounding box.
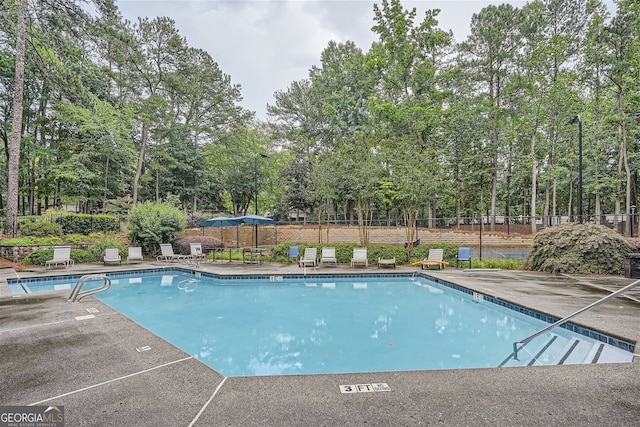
[9,270,635,376]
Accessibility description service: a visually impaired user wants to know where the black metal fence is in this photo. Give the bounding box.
[276,214,639,237]
[1,213,109,237]
[2,213,638,238]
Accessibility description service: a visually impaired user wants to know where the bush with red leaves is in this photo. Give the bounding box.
[171,235,224,255]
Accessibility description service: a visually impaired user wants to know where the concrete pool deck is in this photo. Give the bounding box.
[1,260,639,426]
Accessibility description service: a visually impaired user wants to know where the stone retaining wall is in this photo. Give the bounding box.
[0,245,47,263]
[191,224,533,249]
[0,245,83,263]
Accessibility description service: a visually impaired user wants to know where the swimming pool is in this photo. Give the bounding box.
[9,270,635,376]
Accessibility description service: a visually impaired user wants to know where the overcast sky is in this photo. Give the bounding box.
[115,1,532,120]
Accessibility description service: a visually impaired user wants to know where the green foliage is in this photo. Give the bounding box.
[126,202,187,254]
[0,237,64,246]
[24,248,96,265]
[24,249,55,266]
[64,234,91,244]
[273,242,452,266]
[55,214,120,235]
[18,221,64,238]
[525,223,632,275]
[164,193,182,209]
[86,232,128,259]
[473,258,525,270]
[187,212,212,228]
[364,244,407,264]
[101,197,134,220]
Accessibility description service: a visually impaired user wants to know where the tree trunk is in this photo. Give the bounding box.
[5,0,27,235]
[132,122,149,205]
[530,135,537,234]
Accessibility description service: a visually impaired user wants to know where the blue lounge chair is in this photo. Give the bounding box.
[456,247,472,268]
[288,246,299,264]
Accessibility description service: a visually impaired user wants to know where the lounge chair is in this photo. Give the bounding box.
[378,257,396,269]
[320,247,337,266]
[127,247,143,264]
[190,243,206,262]
[298,247,317,267]
[157,244,183,262]
[46,246,74,269]
[287,246,299,263]
[456,247,472,268]
[351,247,368,267]
[103,248,121,265]
[412,248,448,270]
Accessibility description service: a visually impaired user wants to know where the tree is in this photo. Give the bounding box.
[367,0,451,256]
[458,3,520,231]
[600,0,640,236]
[126,201,186,254]
[5,0,26,234]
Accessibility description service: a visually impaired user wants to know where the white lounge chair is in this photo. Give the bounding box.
[378,257,396,269]
[103,248,121,265]
[127,247,143,264]
[190,243,206,262]
[351,247,368,267]
[320,247,337,266]
[298,247,317,267]
[157,244,183,262]
[418,249,448,270]
[46,246,74,269]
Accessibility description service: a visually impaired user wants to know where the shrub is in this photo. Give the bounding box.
[473,258,525,269]
[24,248,96,265]
[353,244,405,264]
[272,242,411,265]
[18,221,64,238]
[55,213,120,234]
[171,236,223,255]
[101,197,134,220]
[127,201,187,255]
[64,234,91,244]
[0,237,64,246]
[87,232,128,259]
[525,223,631,275]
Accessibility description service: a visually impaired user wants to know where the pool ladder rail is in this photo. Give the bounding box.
[68,274,112,302]
[512,277,640,361]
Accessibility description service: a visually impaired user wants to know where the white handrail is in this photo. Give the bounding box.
[68,274,111,302]
[512,278,640,360]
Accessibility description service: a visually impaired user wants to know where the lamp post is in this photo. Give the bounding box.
[254,152,269,247]
[506,172,511,235]
[632,205,636,238]
[568,115,583,223]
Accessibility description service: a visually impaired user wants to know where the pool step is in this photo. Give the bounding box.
[499,335,635,368]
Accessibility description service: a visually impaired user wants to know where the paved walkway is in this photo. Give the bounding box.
[1,260,639,426]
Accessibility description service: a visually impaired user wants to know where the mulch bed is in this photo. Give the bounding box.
[0,258,38,270]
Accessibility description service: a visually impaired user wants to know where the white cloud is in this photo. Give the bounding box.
[116,1,557,119]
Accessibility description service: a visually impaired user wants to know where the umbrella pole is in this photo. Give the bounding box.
[254,224,258,249]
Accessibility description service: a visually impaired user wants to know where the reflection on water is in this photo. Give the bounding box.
[96,273,559,376]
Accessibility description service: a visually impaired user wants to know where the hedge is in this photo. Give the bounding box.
[55,214,120,235]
